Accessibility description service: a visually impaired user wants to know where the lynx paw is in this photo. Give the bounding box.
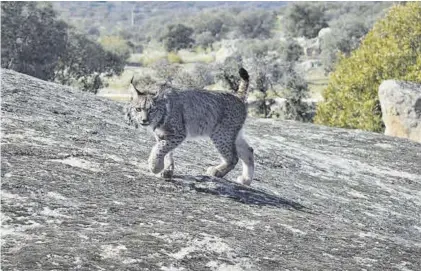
[236,176,252,186]
[206,166,224,178]
[160,169,174,179]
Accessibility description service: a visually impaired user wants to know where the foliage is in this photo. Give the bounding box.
[55,31,125,93]
[216,52,310,121]
[279,38,304,62]
[215,55,243,93]
[235,10,277,39]
[277,65,312,122]
[235,38,302,63]
[283,2,328,38]
[99,35,131,60]
[250,58,310,121]
[195,31,215,49]
[1,2,125,93]
[151,59,181,84]
[161,24,195,52]
[193,14,225,38]
[1,2,67,81]
[315,2,421,132]
[167,52,183,64]
[174,64,215,89]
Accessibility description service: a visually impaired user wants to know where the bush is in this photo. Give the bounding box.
[234,10,277,39]
[55,31,125,93]
[151,59,181,84]
[315,2,421,132]
[161,24,194,52]
[99,35,131,60]
[174,63,214,89]
[283,2,328,39]
[167,52,183,64]
[195,31,215,49]
[279,39,303,62]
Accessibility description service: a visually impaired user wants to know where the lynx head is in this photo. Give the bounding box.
[124,77,167,128]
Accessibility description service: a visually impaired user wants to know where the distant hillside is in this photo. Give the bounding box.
[53,1,286,35]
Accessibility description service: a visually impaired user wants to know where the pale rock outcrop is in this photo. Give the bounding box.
[318,27,332,39]
[379,80,421,143]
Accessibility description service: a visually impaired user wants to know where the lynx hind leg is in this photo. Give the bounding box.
[207,131,239,178]
[149,136,184,176]
[161,151,174,179]
[235,134,254,186]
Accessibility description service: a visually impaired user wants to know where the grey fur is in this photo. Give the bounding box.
[125,69,254,185]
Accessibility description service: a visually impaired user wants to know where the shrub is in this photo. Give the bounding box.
[315,2,421,132]
[151,59,181,84]
[160,24,194,52]
[234,10,277,39]
[283,2,328,39]
[195,31,215,49]
[167,52,183,64]
[174,63,214,89]
[99,35,131,60]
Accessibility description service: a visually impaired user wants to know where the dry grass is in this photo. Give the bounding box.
[177,49,215,64]
[305,67,329,101]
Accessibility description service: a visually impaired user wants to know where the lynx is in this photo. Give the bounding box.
[124,68,254,185]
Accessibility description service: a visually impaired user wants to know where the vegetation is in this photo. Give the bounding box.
[319,2,393,72]
[3,1,409,129]
[160,24,195,52]
[283,2,328,38]
[1,2,125,93]
[217,39,310,121]
[315,2,421,132]
[99,35,132,60]
[235,10,277,39]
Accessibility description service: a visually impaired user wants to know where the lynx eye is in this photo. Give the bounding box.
[136,107,142,112]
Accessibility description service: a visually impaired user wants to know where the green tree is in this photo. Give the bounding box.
[235,10,277,39]
[315,2,421,132]
[283,2,328,38]
[1,2,125,93]
[1,2,67,80]
[161,24,194,52]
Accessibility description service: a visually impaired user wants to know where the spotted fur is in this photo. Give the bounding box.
[124,68,254,185]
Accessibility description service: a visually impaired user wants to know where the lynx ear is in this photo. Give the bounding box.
[130,76,145,97]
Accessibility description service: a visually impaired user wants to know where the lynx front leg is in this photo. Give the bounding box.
[148,136,184,175]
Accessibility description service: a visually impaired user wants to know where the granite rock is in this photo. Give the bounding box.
[379,80,421,143]
[2,69,421,270]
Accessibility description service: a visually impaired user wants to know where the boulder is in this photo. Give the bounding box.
[379,80,421,143]
[318,27,332,39]
[2,69,421,270]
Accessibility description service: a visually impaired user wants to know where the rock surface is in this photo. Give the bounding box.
[2,69,421,271]
[379,80,421,143]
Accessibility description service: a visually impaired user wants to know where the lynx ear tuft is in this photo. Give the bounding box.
[130,76,146,96]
